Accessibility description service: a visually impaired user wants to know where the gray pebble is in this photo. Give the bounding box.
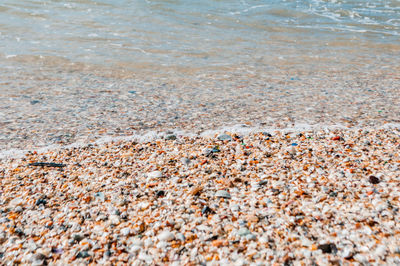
[238,228,251,236]
[217,134,232,141]
[215,190,231,199]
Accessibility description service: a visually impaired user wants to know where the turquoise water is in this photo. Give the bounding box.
[0,0,399,74]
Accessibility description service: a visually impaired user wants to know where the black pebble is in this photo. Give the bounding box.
[201,206,215,215]
[15,228,24,237]
[369,175,380,184]
[206,235,218,241]
[155,190,165,197]
[258,180,268,186]
[318,243,337,254]
[35,198,47,206]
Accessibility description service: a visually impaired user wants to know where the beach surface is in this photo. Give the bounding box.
[1,127,399,264]
[1,1,400,264]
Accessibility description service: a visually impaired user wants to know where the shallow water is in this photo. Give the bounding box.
[0,1,399,152]
[1,0,399,74]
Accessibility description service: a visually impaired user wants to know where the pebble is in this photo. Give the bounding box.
[181,157,191,165]
[318,243,337,254]
[131,239,144,247]
[130,245,141,254]
[246,234,257,240]
[120,228,130,236]
[72,234,84,242]
[157,231,175,241]
[147,170,163,178]
[94,192,105,202]
[165,134,177,140]
[8,197,23,207]
[109,215,120,225]
[369,175,381,184]
[176,233,186,242]
[217,134,232,141]
[0,129,399,265]
[238,228,251,237]
[215,190,231,199]
[76,251,90,259]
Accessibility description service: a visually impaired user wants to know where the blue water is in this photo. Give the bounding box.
[0,0,399,74]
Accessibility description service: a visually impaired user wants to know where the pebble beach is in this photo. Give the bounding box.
[1,0,400,265]
[1,127,399,265]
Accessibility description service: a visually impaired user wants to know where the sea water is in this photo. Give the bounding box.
[0,0,399,75]
[0,0,400,152]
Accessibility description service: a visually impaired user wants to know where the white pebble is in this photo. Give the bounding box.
[158,231,175,241]
[147,171,163,178]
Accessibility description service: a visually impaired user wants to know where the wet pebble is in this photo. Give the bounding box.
[217,134,232,141]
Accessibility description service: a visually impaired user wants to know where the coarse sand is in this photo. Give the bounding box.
[0,128,399,265]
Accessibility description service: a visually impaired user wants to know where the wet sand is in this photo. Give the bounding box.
[1,62,400,153]
[0,128,399,264]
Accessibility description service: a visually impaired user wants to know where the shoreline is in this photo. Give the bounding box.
[2,122,400,161]
[1,127,399,264]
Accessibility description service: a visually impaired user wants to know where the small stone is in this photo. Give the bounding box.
[120,228,130,236]
[51,247,63,254]
[35,198,47,206]
[190,186,203,196]
[76,251,90,259]
[237,228,251,237]
[165,134,177,140]
[147,171,163,178]
[288,146,297,155]
[132,239,144,247]
[15,206,23,213]
[201,206,214,215]
[158,231,175,241]
[138,253,153,263]
[109,215,120,225]
[318,243,337,254]
[130,245,141,254]
[94,192,105,202]
[35,253,46,261]
[246,234,257,240]
[9,197,23,207]
[181,157,191,165]
[155,190,165,197]
[369,175,380,184]
[72,234,84,242]
[215,190,231,199]
[258,180,268,186]
[217,134,232,141]
[36,248,51,257]
[176,233,186,242]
